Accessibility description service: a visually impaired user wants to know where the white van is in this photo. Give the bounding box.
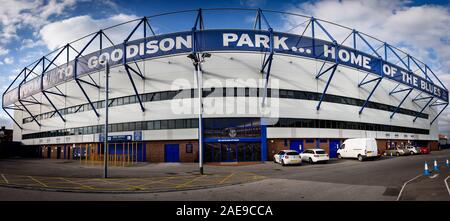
[337,138,378,161]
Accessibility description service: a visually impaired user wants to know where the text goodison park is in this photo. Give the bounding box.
[3,29,448,106]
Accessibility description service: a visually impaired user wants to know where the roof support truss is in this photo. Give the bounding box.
[390,88,413,119]
[413,97,434,122]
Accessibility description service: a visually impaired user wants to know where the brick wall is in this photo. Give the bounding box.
[147,140,198,163]
[267,139,289,160]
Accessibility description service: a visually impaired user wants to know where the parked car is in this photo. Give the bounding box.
[273,150,302,166]
[419,146,430,154]
[405,145,419,155]
[384,147,407,156]
[337,138,378,161]
[300,149,329,164]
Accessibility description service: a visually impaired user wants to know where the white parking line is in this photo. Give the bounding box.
[445,176,450,197]
[397,174,422,201]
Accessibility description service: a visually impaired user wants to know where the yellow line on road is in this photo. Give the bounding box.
[135,177,175,188]
[59,178,94,190]
[175,175,206,188]
[28,176,48,187]
[218,172,236,184]
[1,174,9,184]
[97,179,145,190]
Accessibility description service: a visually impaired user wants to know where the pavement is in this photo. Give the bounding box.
[0,149,449,200]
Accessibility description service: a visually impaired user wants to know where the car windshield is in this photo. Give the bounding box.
[315,150,326,154]
[286,152,298,155]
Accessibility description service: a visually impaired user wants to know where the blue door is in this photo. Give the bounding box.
[164,144,180,162]
[329,139,340,158]
[290,140,304,153]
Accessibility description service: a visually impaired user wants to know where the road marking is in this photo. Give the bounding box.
[218,172,236,184]
[135,176,175,188]
[59,178,94,190]
[429,174,439,179]
[175,175,206,188]
[28,176,48,187]
[1,174,9,184]
[97,178,144,191]
[397,174,422,201]
[445,176,450,197]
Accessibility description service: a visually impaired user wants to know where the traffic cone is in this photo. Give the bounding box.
[446,159,449,168]
[424,162,430,176]
[433,159,439,172]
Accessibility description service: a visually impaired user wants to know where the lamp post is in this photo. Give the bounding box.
[103,62,110,178]
[188,52,210,175]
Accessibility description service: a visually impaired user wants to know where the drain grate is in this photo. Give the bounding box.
[383,187,400,196]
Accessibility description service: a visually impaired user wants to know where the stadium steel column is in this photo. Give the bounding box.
[357,33,384,115]
[103,62,110,179]
[190,8,205,174]
[255,8,272,162]
[187,52,208,174]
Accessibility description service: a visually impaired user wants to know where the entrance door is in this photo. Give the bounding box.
[56,147,61,159]
[329,139,340,158]
[47,147,51,158]
[164,144,180,162]
[137,143,145,162]
[221,143,237,162]
[290,140,304,153]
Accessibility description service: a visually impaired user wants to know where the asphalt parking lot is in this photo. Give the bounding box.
[0,149,449,200]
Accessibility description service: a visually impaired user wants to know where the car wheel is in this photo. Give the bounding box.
[410,151,414,155]
[337,154,342,159]
[281,160,285,166]
[273,158,277,163]
[357,155,363,162]
[309,158,313,164]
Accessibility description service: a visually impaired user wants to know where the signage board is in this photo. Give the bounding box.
[4,29,447,106]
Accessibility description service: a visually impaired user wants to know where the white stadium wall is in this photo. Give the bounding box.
[14,52,438,146]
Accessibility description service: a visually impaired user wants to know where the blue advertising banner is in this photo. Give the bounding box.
[4,29,447,106]
[133,131,142,141]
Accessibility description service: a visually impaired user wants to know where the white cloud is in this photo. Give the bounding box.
[0,0,77,44]
[39,13,139,54]
[3,57,13,64]
[20,38,46,50]
[240,0,267,7]
[0,46,9,56]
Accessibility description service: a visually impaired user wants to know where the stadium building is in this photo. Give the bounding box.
[2,9,448,163]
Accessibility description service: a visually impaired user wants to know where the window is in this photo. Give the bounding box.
[123,96,130,105]
[176,119,184,128]
[111,124,117,132]
[117,97,124,106]
[160,120,168,129]
[168,120,175,129]
[186,143,193,153]
[147,121,154,130]
[154,121,161,129]
[135,121,142,130]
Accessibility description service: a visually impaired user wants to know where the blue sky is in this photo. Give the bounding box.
[0,0,449,134]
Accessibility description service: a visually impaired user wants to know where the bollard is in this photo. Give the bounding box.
[433,159,439,172]
[446,159,449,168]
[423,162,430,176]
